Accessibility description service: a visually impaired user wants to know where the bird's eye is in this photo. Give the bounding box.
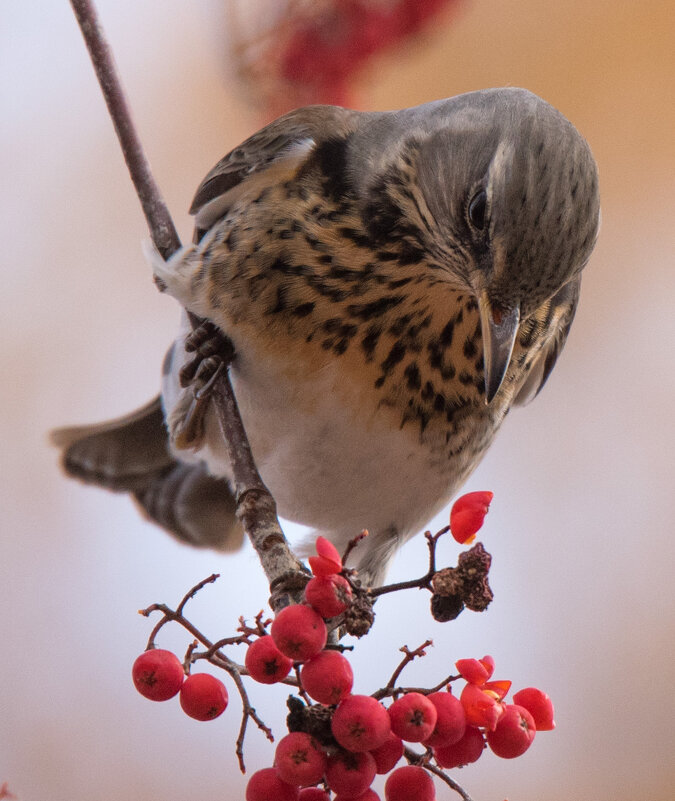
[468,189,488,231]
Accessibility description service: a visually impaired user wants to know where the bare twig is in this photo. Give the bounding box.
[370,527,450,598]
[69,0,307,609]
[404,747,476,801]
[372,640,433,700]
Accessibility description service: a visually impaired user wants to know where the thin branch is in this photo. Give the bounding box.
[372,641,433,700]
[370,527,451,598]
[404,748,476,801]
[69,0,307,609]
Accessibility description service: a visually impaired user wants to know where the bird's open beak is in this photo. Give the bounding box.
[478,292,520,404]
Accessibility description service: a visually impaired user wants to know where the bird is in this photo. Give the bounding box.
[53,88,600,587]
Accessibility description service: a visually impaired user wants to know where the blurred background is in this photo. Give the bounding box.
[1,1,674,799]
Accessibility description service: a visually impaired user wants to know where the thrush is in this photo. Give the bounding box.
[53,88,600,586]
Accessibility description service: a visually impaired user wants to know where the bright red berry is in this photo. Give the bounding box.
[132,649,184,701]
[271,605,327,662]
[179,673,228,721]
[308,536,342,576]
[245,635,294,684]
[369,729,404,774]
[423,691,466,747]
[512,687,555,731]
[275,732,328,787]
[384,765,434,801]
[434,725,485,768]
[450,491,494,544]
[325,750,376,797]
[300,650,353,705]
[331,695,391,752]
[455,655,495,685]
[387,692,437,743]
[246,768,299,801]
[304,574,353,618]
[486,704,536,758]
[298,789,330,801]
[460,681,509,730]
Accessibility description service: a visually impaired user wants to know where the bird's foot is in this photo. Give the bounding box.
[171,322,235,450]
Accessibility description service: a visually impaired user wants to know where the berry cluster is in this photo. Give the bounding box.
[132,492,554,800]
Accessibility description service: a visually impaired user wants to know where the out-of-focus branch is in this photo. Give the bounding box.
[69,0,306,608]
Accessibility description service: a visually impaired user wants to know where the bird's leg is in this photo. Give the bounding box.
[171,322,235,450]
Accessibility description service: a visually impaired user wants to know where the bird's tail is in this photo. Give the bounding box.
[51,397,243,552]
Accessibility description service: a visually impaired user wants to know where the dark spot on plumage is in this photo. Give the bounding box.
[463,337,478,359]
[374,375,385,389]
[465,298,479,312]
[388,276,412,290]
[269,255,294,275]
[421,381,435,402]
[475,355,484,372]
[440,320,455,347]
[293,302,315,317]
[380,340,407,375]
[319,254,332,265]
[279,229,293,240]
[309,136,354,203]
[361,326,381,359]
[377,250,399,262]
[339,227,371,248]
[306,332,314,342]
[434,393,446,412]
[520,191,528,208]
[459,371,475,386]
[390,314,412,337]
[404,362,421,390]
[347,295,404,321]
[571,182,579,200]
[398,243,425,266]
[329,263,364,282]
[268,285,288,314]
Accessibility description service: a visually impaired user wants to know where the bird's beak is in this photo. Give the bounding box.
[478,292,520,403]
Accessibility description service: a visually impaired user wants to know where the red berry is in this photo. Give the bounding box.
[387,692,437,742]
[434,725,485,768]
[423,691,466,747]
[486,704,536,758]
[300,650,354,705]
[332,695,391,752]
[246,768,299,801]
[455,655,495,685]
[384,765,434,801]
[298,789,330,801]
[325,750,376,797]
[271,605,327,662]
[245,635,294,684]
[335,790,380,801]
[308,536,342,576]
[512,687,555,731]
[305,575,353,618]
[369,729,404,774]
[179,673,228,721]
[450,491,493,544]
[132,649,184,701]
[275,732,327,787]
[460,682,507,730]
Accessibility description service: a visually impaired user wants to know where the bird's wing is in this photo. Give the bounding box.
[513,275,581,406]
[189,104,359,238]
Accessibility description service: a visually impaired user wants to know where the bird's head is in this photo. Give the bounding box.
[408,88,600,401]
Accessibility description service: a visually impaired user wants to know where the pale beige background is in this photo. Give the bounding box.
[2,2,674,800]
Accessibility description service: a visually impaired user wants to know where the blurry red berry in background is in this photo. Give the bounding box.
[512,687,556,731]
[271,604,327,661]
[300,649,354,705]
[179,673,228,721]
[245,635,294,684]
[455,654,495,685]
[325,750,376,797]
[275,732,328,787]
[246,768,299,801]
[332,695,391,752]
[486,704,536,758]
[387,692,438,742]
[132,649,184,701]
[335,789,380,801]
[450,491,494,543]
[384,765,435,801]
[305,574,353,618]
[434,725,485,768]
[298,789,330,801]
[423,690,467,747]
[370,729,404,774]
